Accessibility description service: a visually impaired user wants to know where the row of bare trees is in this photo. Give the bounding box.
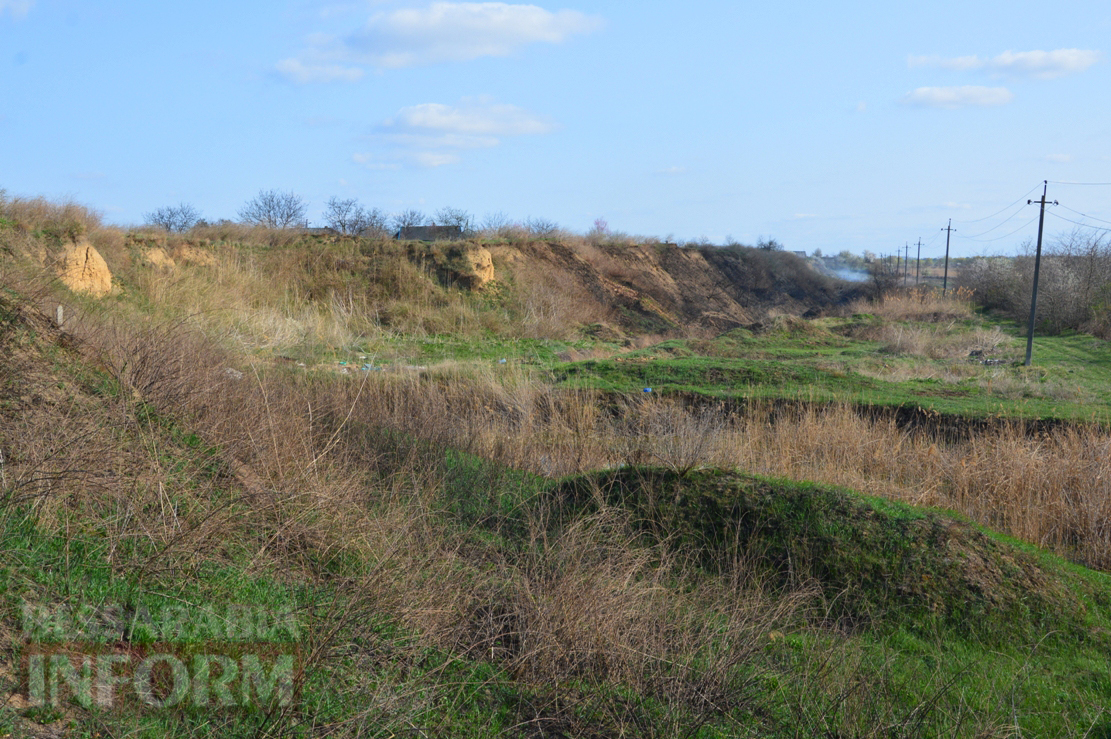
[143,190,565,238]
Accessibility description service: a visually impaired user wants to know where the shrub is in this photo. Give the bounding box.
[965,229,1111,335]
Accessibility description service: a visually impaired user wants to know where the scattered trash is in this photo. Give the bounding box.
[297,362,306,367]
[339,367,349,374]
[338,361,348,366]
[497,358,507,364]
[360,364,384,372]
[358,355,367,360]
[643,387,652,393]
[223,367,244,380]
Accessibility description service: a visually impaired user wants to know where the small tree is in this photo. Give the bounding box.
[144,203,201,232]
[481,211,510,233]
[323,197,389,237]
[433,206,474,235]
[757,237,783,251]
[525,217,560,237]
[238,190,308,229]
[391,209,428,232]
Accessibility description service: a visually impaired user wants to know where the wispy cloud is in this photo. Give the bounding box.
[278,2,603,82]
[388,101,555,136]
[275,58,364,84]
[0,0,34,19]
[362,98,556,167]
[901,86,1013,109]
[1045,153,1073,163]
[908,49,1102,79]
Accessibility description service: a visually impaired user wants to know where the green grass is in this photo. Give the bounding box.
[551,317,1111,422]
[549,466,1111,737]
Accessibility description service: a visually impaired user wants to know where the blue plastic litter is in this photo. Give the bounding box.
[643,387,652,393]
[497,358,508,364]
[339,361,347,366]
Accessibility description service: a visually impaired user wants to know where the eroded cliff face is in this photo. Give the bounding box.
[56,240,113,297]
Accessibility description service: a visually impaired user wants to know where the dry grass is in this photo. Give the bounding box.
[848,286,975,322]
[298,365,1111,571]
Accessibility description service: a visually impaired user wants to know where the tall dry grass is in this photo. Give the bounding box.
[305,366,1111,571]
[848,286,975,322]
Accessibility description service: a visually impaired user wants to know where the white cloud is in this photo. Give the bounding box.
[1045,153,1073,163]
[855,101,867,113]
[793,213,818,219]
[280,2,602,81]
[276,57,364,84]
[390,101,554,135]
[414,151,461,167]
[0,0,34,19]
[352,2,603,68]
[656,166,687,176]
[901,86,1013,109]
[365,98,555,168]
[908,49,1101,79]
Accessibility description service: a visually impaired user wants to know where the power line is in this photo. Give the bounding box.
[960,200,1031,239]
[958,215,1039,243]
[1047,180,1111,186]
[956,183,1043,224]
[1057,203,1111,226]
[1045,211,1111,234]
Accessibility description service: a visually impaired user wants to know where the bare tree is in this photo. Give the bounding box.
[144,203,201,232]
[481,211,511,234]
[323,197,388,237]
[391,209,428,232]
[238,190,309,229]
[525,216,560,237]
[433,206,474,235]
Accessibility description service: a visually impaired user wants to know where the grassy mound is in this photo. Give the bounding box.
[555,467,1110,645]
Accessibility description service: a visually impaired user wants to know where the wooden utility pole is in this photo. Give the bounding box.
[942,220,955,296]
[1024,181,1057,366]
[915,238,922,285]
[904,242,910,284]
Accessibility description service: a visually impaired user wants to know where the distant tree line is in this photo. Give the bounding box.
[141,191,525,239]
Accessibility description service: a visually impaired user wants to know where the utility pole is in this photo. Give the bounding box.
[942,220,955,296]
[915,238,922,286]
[1024,181,1058,366]
[904,242,910,285]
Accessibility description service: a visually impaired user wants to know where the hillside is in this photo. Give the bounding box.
[3,198,1111,737]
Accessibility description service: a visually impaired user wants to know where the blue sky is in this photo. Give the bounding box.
[2,0,1109,257]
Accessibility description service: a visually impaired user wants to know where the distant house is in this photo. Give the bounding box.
[396,225,464,242]
[793,250,808,258]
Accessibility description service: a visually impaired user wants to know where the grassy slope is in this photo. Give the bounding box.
[553,314,1111,422]
[4,216,1111,735]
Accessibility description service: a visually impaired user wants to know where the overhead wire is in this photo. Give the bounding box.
[955,183,1043,224]
[1056,203,1111,226]
[1047,180,1111,186]
[959,215,1040,243]
[959,200,1032,239]
[1046,211,1111,234]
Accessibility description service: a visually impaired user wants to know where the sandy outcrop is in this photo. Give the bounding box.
[142,247,176,269]
[172,245,217,266]
[464,246,495,288]
[57,240,112,297]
